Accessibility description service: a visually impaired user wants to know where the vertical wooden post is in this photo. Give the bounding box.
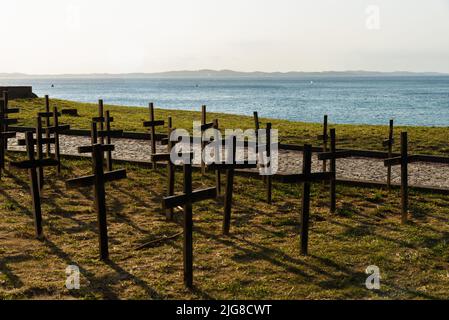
[223,136,236,235]
[26,131,43,239]
[166,117,175,220]
[0,98,5,171]
[213,119,221,196]
[149,103,157,168]
[253,111,260,156]
[183,163,193,288]
[400,132,408,224]
[266,123,272,204]
[53,107,61,174]
[3,91,8,151]
[300,144,312,255]
[44,95,51,157]
[387,119,394,188]
[330,128,336,213]
[92,144,109,260]
[105,111,113,171]
[36,117,44,191]
[98,99,104,145]
[201,105,207,175]
[91,121,98,145]
[322,115,328,173]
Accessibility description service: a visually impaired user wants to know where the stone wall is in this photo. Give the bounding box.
[0,86,37,99]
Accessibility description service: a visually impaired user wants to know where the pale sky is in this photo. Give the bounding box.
[1,0,449,74]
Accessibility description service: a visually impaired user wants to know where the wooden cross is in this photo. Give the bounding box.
[10,131,59,239]
[253,111,260,155]
[0,94,19,177]
[18,108,70,175]
[317,128,352,213]
[150,116,177,220]
[316,115,329,172]
[279,144,333,255]
[200,105,217,175]
[384,132,418,224]
[44,95,52,156]
[162,160,217,288]
[91,112,123,171]
[143,102,164,168]
[258,122,274,204]
[1,91,19,152]
[383,119,394,188]
[208,136,257,235]
[66,143,127,260]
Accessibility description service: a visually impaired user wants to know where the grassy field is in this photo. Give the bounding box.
[1,98,449,300]
[1,153,449,300]
[9,98,449,155]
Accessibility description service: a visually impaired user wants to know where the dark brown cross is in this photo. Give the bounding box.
[1,91,19,152]
[253,111,260,154]
[279,144,334,255]
[150,117,176,220]
[162,160,217,288]
[384,132,418,224]
[208,136,257,235]
[18,108,70,175]
[316,115,329,172]
[0,94,19,177]
[66,143,127,260]
[317,128,352,213]
[143,102,164,168]
[44,95,52,156]
[16,117,48,191]
[91,112,123,171]
[258,122,274,204]
[383,119,394,188]
[10,131,59,239]
[200,105,216,175]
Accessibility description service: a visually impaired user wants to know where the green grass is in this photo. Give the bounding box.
[2,98,449,299]
[9,98,449,155]
[1,153,449,300]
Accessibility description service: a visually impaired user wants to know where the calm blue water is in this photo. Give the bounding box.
[2,76,449,126]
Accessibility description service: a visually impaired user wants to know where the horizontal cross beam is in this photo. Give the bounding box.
[17,137,56,146]
[279,171,334,183]
[151,153,171,162]
[38,111,61,118]
[317,150,352,161]
[78,144,115,154]
[66,169,127,188]
[92,116,114,123]
[45,124,70,134]
[384,155,419,166]
[143,120,165,127]
[200,122,214,131]
[4,108,19,114]
[10,158,59,169]
[207,162,258,170]
[162,187,217,209]
[1,131,16,139]
[0,118,18,125]
[97,130,123,138]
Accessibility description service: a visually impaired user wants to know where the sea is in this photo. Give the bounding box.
[2,76,449,126]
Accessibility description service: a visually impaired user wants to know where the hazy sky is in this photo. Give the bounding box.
[1,0,449,74]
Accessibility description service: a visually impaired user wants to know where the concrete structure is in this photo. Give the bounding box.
[0,86,37,99]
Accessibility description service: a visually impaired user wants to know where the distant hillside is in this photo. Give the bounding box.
[0,69,447,79]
